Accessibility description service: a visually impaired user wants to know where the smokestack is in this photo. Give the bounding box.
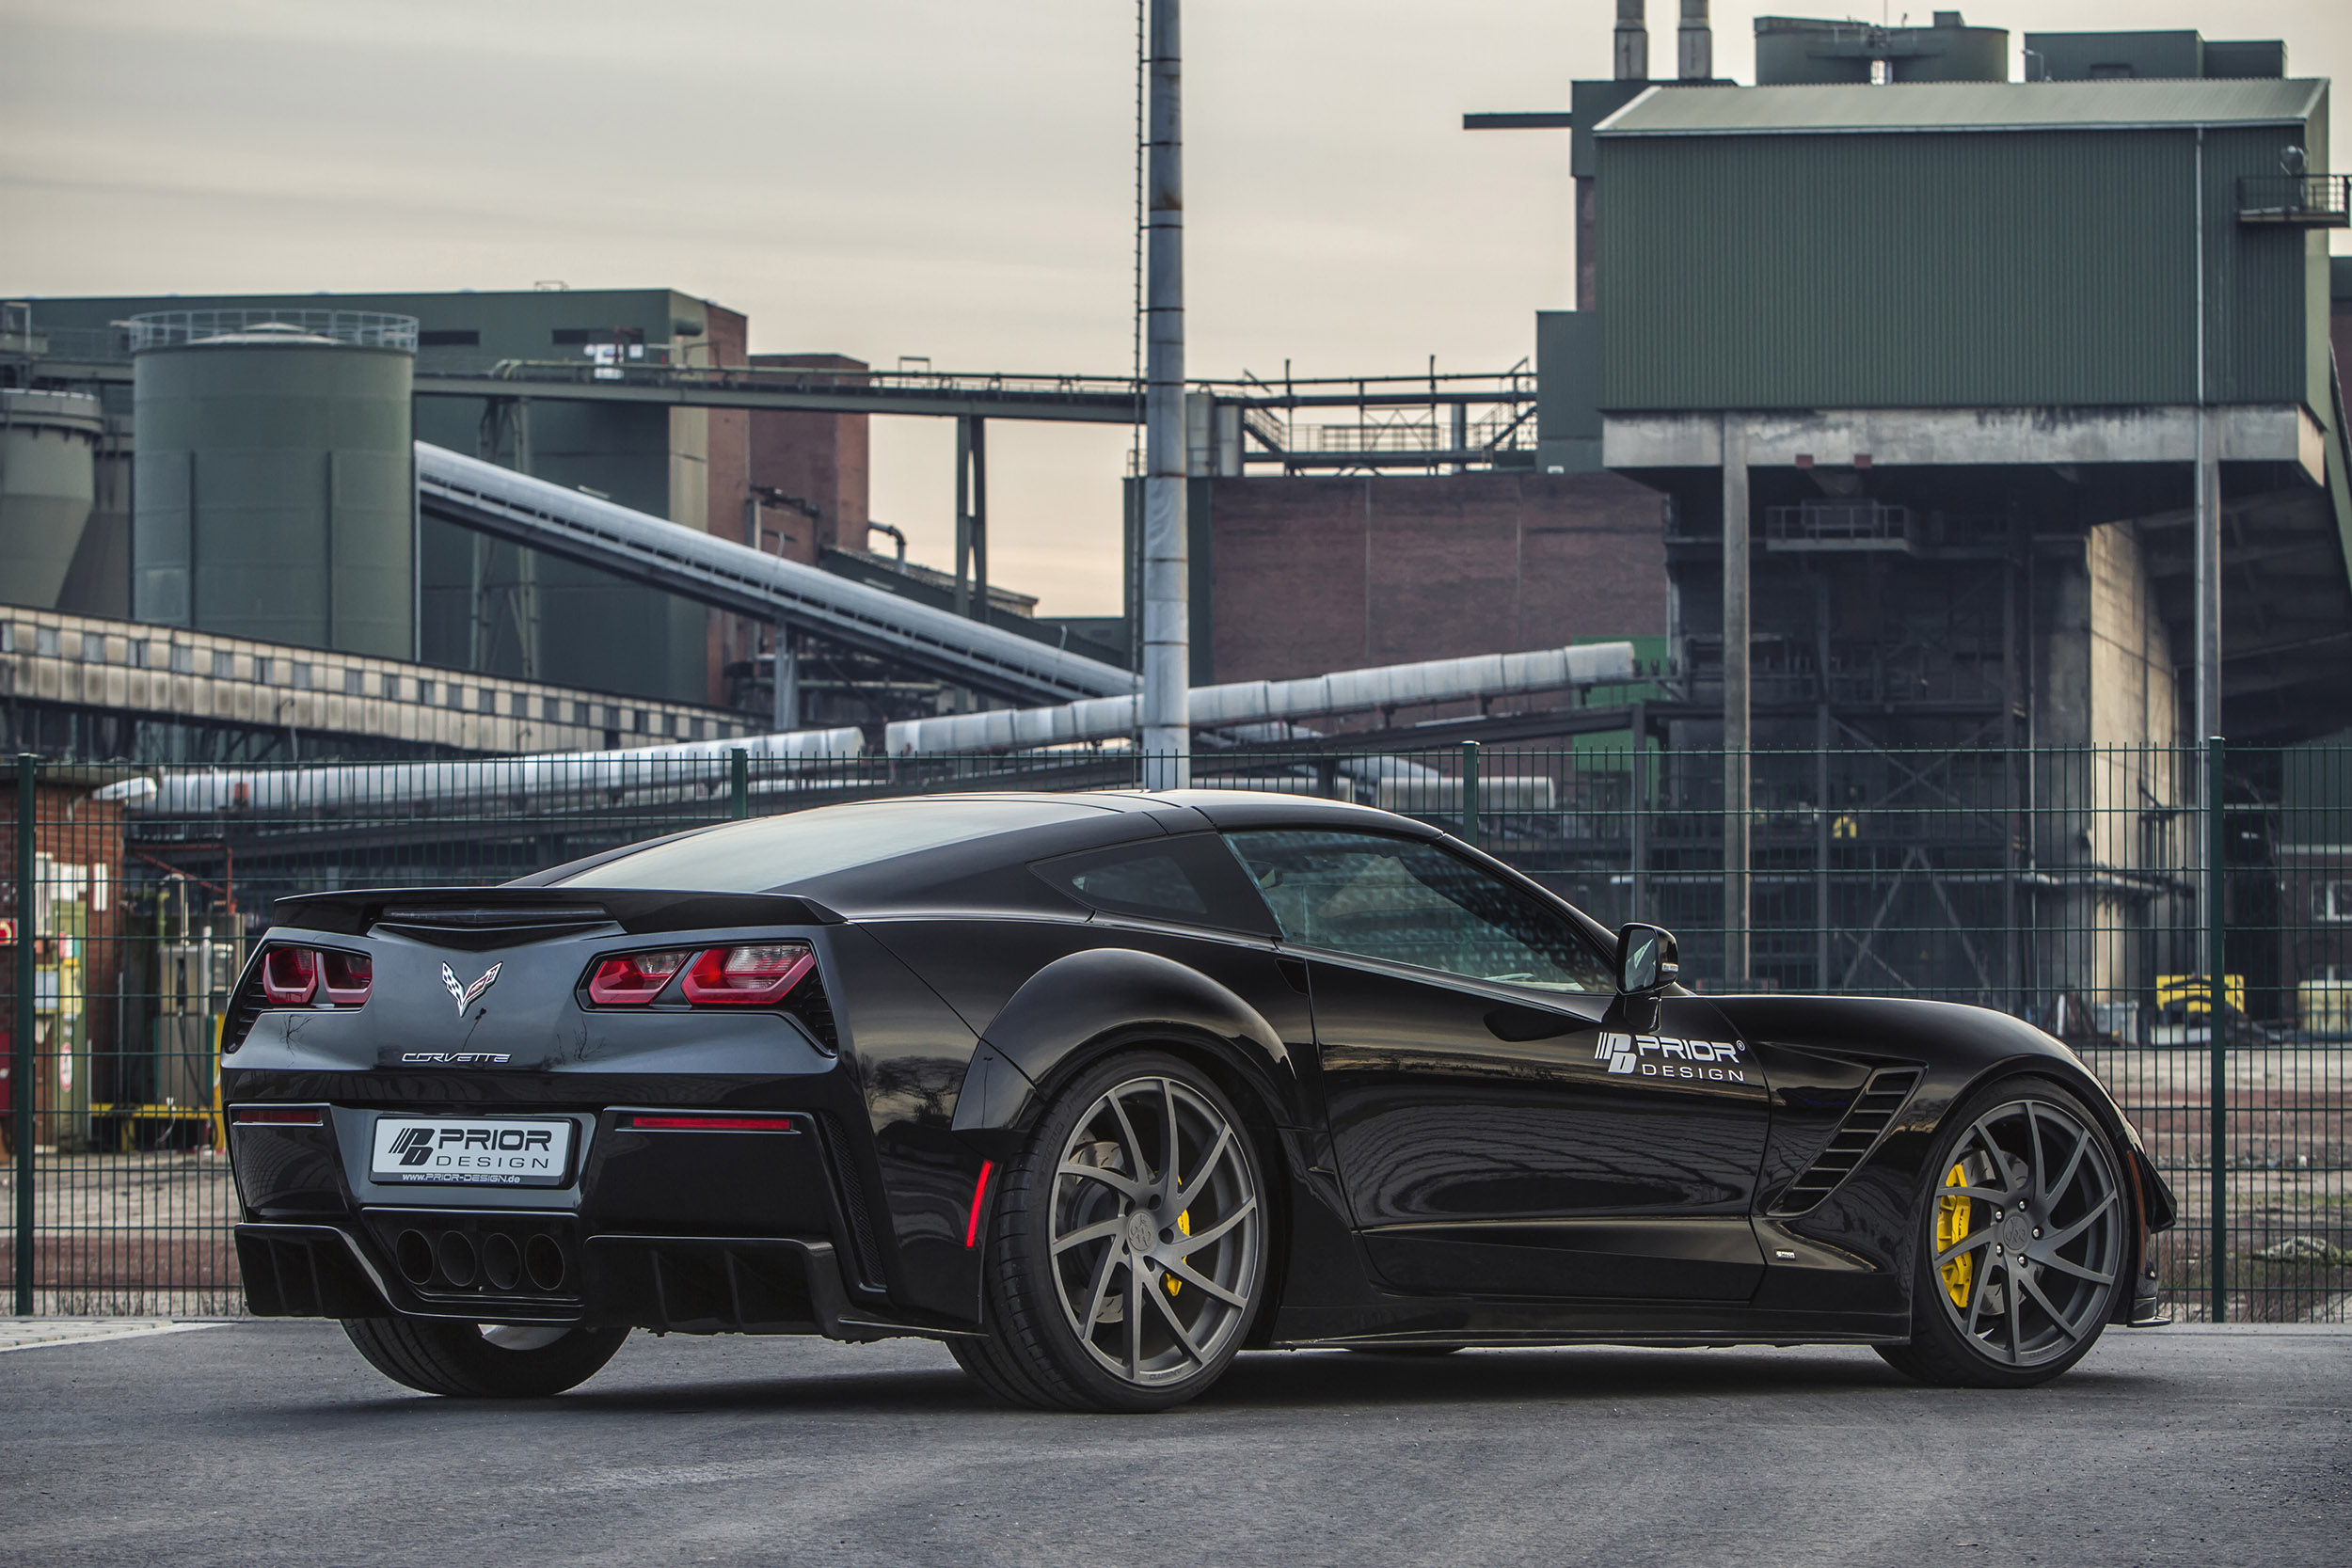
[1677,0,1712,81]
[1614,0,1648,82]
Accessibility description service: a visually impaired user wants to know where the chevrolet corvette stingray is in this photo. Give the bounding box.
[225,789,2173,1410]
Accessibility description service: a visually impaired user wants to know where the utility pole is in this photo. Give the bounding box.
[1139,0,1189,787]
[1723,413,1751,984]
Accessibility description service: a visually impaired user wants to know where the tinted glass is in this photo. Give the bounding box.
[1225,829,1612,992]
[559,799,1108,892]
[1033,834,1279,935]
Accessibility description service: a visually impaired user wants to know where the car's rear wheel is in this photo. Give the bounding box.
[1877,1077,2126,1388]
[341,1318,628,1398]
[961,1050,1268,1413]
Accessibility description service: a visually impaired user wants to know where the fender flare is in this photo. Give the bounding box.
[948,945,1298,1154]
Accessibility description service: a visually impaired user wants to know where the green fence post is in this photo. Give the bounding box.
[729,747,750,820]
[1460,741,1481,851]
[14,752,35,1316]
[2206,734,2227,1324]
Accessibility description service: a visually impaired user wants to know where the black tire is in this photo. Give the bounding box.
[963,1050,1270,1413]
[341,1318,628,1398]
[1876,1076,2127,1389]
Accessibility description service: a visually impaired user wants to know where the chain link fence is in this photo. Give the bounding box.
[5,738,2345,1322]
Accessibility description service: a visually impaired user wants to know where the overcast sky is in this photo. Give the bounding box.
[4,0,2346,615]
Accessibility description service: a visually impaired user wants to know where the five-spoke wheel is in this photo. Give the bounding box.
[1879,1077,2126,1387]
[955,1051,1266,1412]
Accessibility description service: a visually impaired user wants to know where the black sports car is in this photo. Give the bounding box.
[226,789,2174,1410]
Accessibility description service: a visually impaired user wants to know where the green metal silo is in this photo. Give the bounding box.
[0,388,104,608]
[131,310,415,657]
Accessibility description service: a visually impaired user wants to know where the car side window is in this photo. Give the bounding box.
[1032,834,1280,937]
[1223,829,1613,992]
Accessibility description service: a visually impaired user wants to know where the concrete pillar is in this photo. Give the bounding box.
[772,625,797,733]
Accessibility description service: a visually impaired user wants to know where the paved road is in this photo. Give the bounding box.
[3,1323,2345,1567]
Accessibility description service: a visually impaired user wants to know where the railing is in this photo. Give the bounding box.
[2234,174,2351,228]
[7,738,2346,1323]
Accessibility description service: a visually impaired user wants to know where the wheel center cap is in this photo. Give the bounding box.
[2001,1212,2034,1253]
[1127,1212,1158,1253]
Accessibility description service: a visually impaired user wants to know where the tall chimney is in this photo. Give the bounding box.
[1139,0,1188,786]
[1614,0,1648,82]
[1678,0,1712,81]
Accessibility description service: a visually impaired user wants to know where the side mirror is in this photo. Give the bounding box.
[1616,923,1679,995]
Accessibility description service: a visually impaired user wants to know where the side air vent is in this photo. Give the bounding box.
[1769,1067,1922,1215]
[373,904,615,950]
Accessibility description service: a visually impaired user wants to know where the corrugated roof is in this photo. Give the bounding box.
[1594,78,2326,136]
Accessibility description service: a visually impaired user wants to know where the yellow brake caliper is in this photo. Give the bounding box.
[1936,1162,1975,1309]
[1165,1210,1191,1297]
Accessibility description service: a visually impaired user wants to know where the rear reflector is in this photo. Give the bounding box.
[617,1112,802,1132]
[587,949,691,1006]
[232,1106,325,1127]
[679,943,817,1006]
[261,947,319,1006]
[964,1159,994,1248]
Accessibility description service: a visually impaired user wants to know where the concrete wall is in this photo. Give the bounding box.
[1205,471,1668,684]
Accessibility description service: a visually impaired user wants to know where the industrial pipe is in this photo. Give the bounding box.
[885,641,1637,754]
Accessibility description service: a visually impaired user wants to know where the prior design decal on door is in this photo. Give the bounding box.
[1595,1031,1747,1083]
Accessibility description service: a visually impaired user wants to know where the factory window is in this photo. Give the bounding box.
[291,663,311,689]
[212,650,233,679]
[0,625,13,653]
[571,702,588,725]
[603,705,621,729]
[344,669,363,696]
[478,688,496,714]
[551,326,645,347]
[253,658,272,685]
[127,641,149,669]
[632,710,647,734]
[418,328,480,347]
[170,645,194,674]
[448,686,465,710]
[2319,882,2352,923]
[381,672,400,699]
[417,680,434,705]
[82,632,105,663]
[35,627,56,658]
[692,719,708,741]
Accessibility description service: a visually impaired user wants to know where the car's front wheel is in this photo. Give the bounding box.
[1877,1076,2128,1388]
[958,1050,1268,1412]
[341,1318,628,1398]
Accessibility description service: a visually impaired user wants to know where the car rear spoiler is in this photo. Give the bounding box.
[272,886,844,938]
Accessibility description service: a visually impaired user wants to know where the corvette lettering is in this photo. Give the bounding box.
[1595,1031,1746,1082]
[399,1052,511,1065]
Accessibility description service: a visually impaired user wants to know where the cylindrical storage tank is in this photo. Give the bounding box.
[131,309,416,657]
[0,388,104,608]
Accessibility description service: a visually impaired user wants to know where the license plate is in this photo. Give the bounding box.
[370,1117,576,1187]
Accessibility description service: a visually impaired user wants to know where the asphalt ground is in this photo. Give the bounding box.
[3,1322,2345,1567]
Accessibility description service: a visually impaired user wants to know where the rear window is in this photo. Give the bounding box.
[557,799,1108,892]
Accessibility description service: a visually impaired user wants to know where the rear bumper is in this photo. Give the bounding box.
[236,1222,952,1341]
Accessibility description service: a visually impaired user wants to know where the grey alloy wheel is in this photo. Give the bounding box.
[1879,1077,2127,1388]
[1047,1070,1264,1390]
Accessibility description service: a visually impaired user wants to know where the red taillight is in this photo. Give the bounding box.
[262,947,319,1006]
[679,943,815,1006]
[321,951,373,1006]
[261,946,371,1007]
[617,1112,802,1132]
[588,949,690,1006]
[231,1105,325,1126]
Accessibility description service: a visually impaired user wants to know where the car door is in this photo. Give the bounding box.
[1224,827,1771,1302]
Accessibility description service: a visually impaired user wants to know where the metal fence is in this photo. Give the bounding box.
[6,738,2346,1323]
